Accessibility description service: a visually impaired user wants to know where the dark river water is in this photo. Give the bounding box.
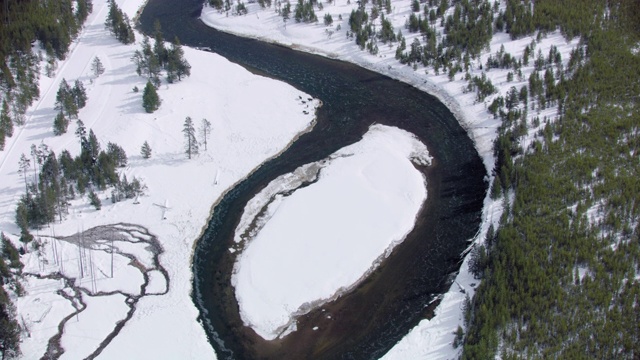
[139,1,487,359]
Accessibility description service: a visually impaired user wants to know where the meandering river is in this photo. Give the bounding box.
[139,1,487,358]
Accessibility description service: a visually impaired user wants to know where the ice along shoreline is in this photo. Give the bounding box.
[135,0,488,357]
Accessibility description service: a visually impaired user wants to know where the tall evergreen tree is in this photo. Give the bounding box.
[105,0,135,44]
[153,20,168,67]
[200,118,212,151]
[72,80,88,110]
[183,116,198,159]
[18,154,30,194]
[142,81,160,113]
[140,141,152,159]
[53,111,69,136]
[88,190,101,210]
[0,285,21,359]
[55,79,78,118]
[91,56,105,77]
[1,99,13,139]
[166,37,191,83]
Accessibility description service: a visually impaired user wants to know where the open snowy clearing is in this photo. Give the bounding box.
[1,0,319,358]
[201,1,579,358]
[232,124,430,340]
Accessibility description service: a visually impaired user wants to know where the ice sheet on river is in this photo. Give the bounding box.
[232,124,431,340]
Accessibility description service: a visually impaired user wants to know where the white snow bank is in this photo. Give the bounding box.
[232,124,430,340]
[201,4,579,356]
[4,0,320,358]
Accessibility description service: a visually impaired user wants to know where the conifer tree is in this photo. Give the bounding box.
[166,37,191,83]
[91,56,105,77]
[55,79,78,118]
[141,141,152,159]
[72,80,88,110]
[200,118,212,151]
[53,111,69,136]
[105,0,135,44]
[0,100,12,148]
[183,116,198,159]
[142,81,160,113]
[88,190,101,210]
[153,20,168,67]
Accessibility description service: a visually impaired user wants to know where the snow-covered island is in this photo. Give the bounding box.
[232,124,431,340]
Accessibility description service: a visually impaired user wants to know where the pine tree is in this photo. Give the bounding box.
[18,154,30,194]
[140,141,152,159]
[142,81,160,113]
[75,119,87,142]
[105,0,135,44]
[1,233,22,272]
[106,142,128,167]
[72,80,87,110]
[91,56,105,77]
[88,190,101,210]
[55,79,78,118]
[0,286,21,359]
[0,100,12,145]
[53,111,69,136]
[153,20,168,67]
[200,118,211,151]
[166,37,191,83]
[183,116,198,159]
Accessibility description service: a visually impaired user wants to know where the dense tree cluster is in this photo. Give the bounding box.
[131,22,191,112]
[15,125,145,238]
[0,3,94,352]
[54,79,87,119]
[294,0,317,23]
[132,23,191,87]
[0,0,93,152]
[463,0,640,358]
[105,0,135,44]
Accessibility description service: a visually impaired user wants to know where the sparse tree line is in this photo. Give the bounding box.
[131,21,191,113]
[0,2,94,356]
[52,78,88,135]
[182,116,212,159]
[15,122,146,250]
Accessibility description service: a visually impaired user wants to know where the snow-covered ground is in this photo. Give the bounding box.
[232,124,430,340]
[0,0,319,358]
[201,1,579,358]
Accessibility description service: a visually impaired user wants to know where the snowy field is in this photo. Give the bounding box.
[201,1,580,358]
[232,124,430,340]
[0,0,319,358]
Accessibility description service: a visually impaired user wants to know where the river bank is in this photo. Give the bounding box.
[133,0,486,357]
[4,0,319,358]
[199,1,578,358]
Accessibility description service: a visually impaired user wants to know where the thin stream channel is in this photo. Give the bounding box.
[139,1,487,359]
